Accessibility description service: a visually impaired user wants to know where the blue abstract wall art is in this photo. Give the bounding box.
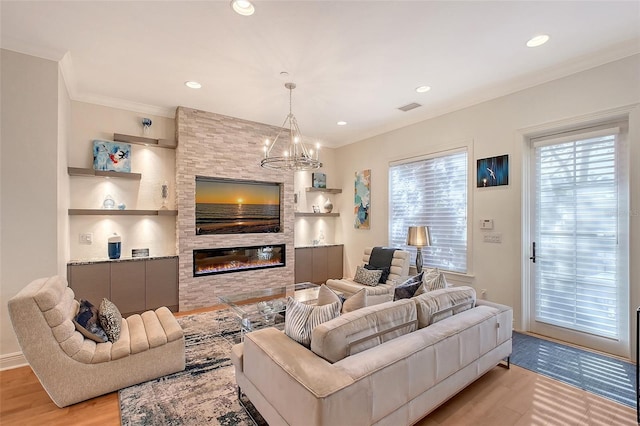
[477,155,508,187]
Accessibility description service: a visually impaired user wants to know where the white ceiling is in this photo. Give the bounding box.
[2,1,639,147]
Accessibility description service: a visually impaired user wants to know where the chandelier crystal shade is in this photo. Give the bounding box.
[260,83,322,171]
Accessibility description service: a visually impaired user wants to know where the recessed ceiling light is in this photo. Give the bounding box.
[231,0,255,16]
[185,81,202,89]
[526,34,550,48]
[337,121,347,126]
[416,85,431,93]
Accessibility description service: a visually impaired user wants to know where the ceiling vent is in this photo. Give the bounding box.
[398,102,422,112]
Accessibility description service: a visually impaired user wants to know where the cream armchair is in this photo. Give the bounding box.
[7,276,185,407]
[326,247,410,305]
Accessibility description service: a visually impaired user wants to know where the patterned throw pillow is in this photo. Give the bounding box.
[353,265,383,286]
[73,299,108,343]
[284,297,340,347]
[393,271,425,300]
[414,268,448,296]
[364,264,390,283]
[98,298,122,343]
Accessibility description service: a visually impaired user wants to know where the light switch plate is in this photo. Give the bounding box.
[79,233,93,245]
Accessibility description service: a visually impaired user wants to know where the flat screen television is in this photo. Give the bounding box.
[195,176,281,235]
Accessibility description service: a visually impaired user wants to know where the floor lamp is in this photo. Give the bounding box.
[407,226,431,273]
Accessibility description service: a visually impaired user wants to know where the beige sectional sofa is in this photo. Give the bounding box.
[231,289,512,426]
[7,276,185,407]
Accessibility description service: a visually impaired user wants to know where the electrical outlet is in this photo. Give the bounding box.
[79,233,93,245]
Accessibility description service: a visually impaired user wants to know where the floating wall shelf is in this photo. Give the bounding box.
[305,187,342,194]
[295,212,340,217]
[68,167,142,180]
[69,209,178,216]
[113,133,177,149]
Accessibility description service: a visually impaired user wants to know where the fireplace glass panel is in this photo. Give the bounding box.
[193,245,285,277]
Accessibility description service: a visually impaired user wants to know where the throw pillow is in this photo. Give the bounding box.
[98,298,122,343]
[342,288,367,313]
[415,268,448,295]
[284,297,341,347]
[353,265,383,286]
[364,264,390,283]
[73,299,108,343]
[317,284,343,308]
[393,271,425,300]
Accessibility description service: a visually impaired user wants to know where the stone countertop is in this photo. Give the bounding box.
[294,243,343,249]
[68,255,178,266]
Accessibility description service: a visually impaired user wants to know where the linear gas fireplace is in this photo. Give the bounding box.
[193,244,285,277]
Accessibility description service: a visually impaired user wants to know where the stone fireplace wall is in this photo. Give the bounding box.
[176,107,294,311]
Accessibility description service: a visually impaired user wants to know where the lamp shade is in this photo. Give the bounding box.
[406,226,431,247]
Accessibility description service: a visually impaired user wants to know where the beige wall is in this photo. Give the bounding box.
[1,50,60,364]
[68,102,176,260]
[58,62,71,276]
[334,54,640,357]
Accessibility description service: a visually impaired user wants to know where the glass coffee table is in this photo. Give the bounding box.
[219,282,322,340]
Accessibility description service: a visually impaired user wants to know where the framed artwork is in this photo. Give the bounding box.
[477,155,508,188]
[312,172,326,188]
[93,140,131,173]
[354,169,371,229]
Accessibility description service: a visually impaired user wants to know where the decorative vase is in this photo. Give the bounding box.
[108,233,121,259]
[323,198,333,213]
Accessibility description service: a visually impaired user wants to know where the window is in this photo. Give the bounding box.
[389,149,468,273]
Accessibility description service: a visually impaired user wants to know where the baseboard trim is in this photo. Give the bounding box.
[1,351,27,370]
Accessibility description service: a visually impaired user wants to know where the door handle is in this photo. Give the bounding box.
[529,242,536,263]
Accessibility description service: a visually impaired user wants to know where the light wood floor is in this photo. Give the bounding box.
[2,362,636,425]
[1,306,637,425]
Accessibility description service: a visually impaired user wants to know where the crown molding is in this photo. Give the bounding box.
[1,37,67,61]
[72,93,177,119]
[335,40,640,148]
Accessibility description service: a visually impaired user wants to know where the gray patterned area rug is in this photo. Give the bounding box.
[119,309,264,426]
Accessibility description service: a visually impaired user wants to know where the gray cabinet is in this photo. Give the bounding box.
[146,257,179,311]
[294,245,343,284]
[67,256,178,316]
[67,263,110,304]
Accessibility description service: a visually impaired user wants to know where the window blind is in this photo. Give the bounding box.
[389,150,468,273]
[534,133,619,338]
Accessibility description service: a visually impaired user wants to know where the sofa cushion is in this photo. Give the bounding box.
[285,297,341,347]
[311,299,417,363]
[413,286,476,328]
[353,265,382,286]
[393,272,424,300]
[98,298,122,343]
[73,299,108,343]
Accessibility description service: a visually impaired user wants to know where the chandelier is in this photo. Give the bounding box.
[260,82,322,171]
